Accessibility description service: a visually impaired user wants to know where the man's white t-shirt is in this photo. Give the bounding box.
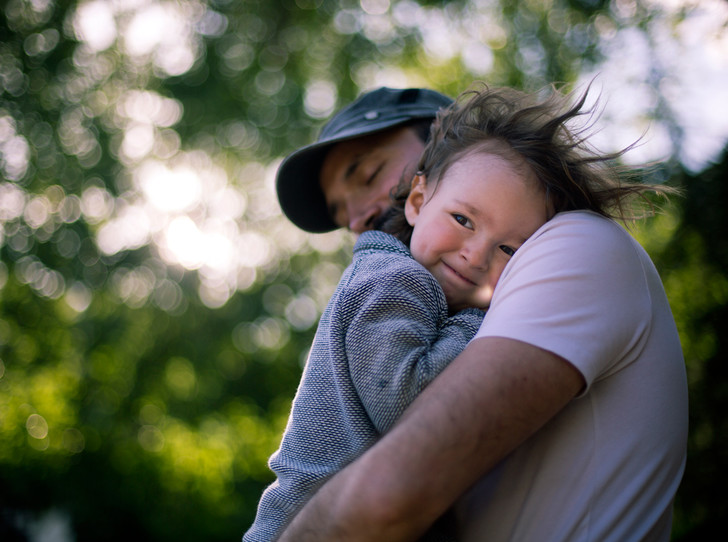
[457,211,688,541]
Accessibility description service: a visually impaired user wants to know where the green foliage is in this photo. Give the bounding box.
[656,155,728,539]
[0,0,726,540]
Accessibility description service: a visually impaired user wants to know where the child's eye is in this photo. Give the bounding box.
[499,245,516,257]
[453,214,471,227]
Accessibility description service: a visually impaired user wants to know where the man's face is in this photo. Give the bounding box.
[319,126,425,233]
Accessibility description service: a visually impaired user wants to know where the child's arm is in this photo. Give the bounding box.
[340,264,484,434]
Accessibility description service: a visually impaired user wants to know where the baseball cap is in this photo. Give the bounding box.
[276,87,453,233]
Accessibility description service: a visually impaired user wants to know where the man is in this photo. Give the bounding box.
[273,87,688,541]
[276,87,452,234]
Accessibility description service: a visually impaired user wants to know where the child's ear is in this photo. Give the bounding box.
[404,175,427,226]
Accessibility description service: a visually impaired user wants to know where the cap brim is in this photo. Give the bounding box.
[276,139,340,234]
[276,116,432,233]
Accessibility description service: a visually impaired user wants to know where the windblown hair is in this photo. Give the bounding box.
[379,83,674,245]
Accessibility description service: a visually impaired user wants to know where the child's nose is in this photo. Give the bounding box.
[462,241,490,269]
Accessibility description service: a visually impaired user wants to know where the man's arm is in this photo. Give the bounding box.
[277,336,585,542]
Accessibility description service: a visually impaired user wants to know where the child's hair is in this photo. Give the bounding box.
[379,83,675,245]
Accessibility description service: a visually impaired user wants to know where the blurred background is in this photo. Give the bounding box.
[1,0,726,540]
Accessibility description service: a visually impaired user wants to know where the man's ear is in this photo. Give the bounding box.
[404,175,427,226]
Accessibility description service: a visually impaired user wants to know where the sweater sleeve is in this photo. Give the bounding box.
[340,262,484,434]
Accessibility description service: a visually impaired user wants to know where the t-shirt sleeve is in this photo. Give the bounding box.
[475,212,652,389]
[341,262,484,434]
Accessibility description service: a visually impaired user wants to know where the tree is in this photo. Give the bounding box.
[1,0,726,539]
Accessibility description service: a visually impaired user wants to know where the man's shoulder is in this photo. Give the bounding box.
[506,210,648,285]
[528,211,636,255]
[539,210,622,235]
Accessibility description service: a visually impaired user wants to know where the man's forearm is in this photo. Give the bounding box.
[277,337,584,542]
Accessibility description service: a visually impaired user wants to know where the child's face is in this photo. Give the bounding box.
[405,151,548,311]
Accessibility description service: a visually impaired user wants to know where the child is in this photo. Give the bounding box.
[244,84,664,542]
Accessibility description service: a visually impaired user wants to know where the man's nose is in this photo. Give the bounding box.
[348,204,381,233]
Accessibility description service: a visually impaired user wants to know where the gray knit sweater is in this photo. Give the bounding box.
[244,230,484,542]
